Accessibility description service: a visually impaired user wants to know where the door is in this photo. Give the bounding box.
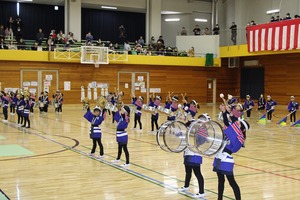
[206,78,216,104]
[21,69,59,98]
[118,72,149,104]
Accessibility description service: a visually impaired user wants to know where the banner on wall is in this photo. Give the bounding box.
[64,81,71,91]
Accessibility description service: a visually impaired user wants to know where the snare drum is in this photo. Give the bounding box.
[148,106,155,112]
[105,102,112,110]
[156,120,187,153]
[163,108,172,115]
[142,104,148,111]
[39,102,44,108]
[157,106,164,113]
[55,103,59,108]
[187,119,225,156]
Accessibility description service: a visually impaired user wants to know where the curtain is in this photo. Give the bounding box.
[240,68,264,100]
[82,8,146,43]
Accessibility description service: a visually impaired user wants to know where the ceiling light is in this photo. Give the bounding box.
[54,6,59,10]
[165,18,180,22]
[266,9,280,14]
[161,11,181,15]
[194,18,208,22]
[101,6,117,10]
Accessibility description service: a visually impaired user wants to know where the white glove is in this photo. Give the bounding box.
[219,93,224,98]
[184,106,189,111]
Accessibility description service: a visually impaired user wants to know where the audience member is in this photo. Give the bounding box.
[6,16,14,40]
[193,25,201,35]
[157,36,164,45]
[213,24,220,35]
[114,43,120,50]
[8,40,17,50]
[230,22,237,45]
[47,36,54,51]
[270,16,276,22]
[250,20,256,25]
[31,41,39,50]
[17,38,26,50]
[180,27,187,35]
[203,27,211,35]
[57,30,65,44]
[295,14,300,18]
[137,36,145,46]
[36,28,44,46]
[14,16,23,42]
[274,15,281,22]
[85,32,93,45]
[67,32,76,44]
[0,38,7,49]
[284,13,292,20]
[150,36,156,49]
[0,25,5,40]
[124,41,131,53]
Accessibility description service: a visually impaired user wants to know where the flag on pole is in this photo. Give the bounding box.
[257,113,267,125]
[291,119,300,127]
[277,116,287,126]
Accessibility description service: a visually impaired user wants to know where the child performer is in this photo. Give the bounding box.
[9,91,16,115]
[112,105,131,166]
[53,90,63,114]
[178,147,206,198]
[148,93,162,132]
[165,92,179,121]
[16,94,25,126]
[0,91,9,123]
[29,93,36,114]
[243,95,254,118]
[266,95,277,122]
[132,94,143,130]
[183,99,198,127]
[227,94,237,108]
[214,104,250,200]
[287,96,299,124]
[84,106,106,158]
[22,96,31,128]
[258,94,266,110]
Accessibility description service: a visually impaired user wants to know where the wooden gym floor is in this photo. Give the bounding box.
[0,104,300,200]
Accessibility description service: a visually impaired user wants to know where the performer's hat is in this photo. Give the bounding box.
[267,95,271,98]
[93,106,101,112]
[291,96,295,99]
[172,95,179,101]
[246,95,250,98]
[138,96,144,101]
[156,95,162,100]
[123,105,130,115]
[191,100,197,105]
[198,113,210,122]
[56,90,60,93]
[228,94,233,100]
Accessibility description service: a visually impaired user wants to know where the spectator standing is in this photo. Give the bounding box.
[230,22,237,45]
[14,16,23,42]
[36,28,44,46]
[180,27,187,35]
[6,17,14,40]
[193,25,201,35]
[213,24,220,35]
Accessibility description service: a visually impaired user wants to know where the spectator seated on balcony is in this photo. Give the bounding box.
[165,46,173,56]
[67,32,77,44]
[57,30,65,44]
[135,42,143,54]
[250,20,256,25]
[124,41,131,54]
[47,36,54,51]
[150,36,156,49]
[17,38,26,50]
[295,14,300,18]
[270,16,276,22]
[85,32,93,45]
[137,36,145,46]
[0,25,5,40]
[8,41,17,50]
[274,15,282,22]
[157,36,165,45]
[31,41,39,50]
[50,30,57,44]
[0,38,8,49]
[114,43,120,50]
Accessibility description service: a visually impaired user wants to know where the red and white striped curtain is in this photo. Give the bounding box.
[247,19,300,52]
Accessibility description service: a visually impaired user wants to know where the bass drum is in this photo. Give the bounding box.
[187,119,225,156]
[156,121,187,153]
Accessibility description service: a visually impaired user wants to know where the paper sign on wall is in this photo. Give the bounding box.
[44,87,49,93]
[125,83,129,88]
[23,81,30,87]
[44,81,51,87]
[29,88,37,94]
[64,81,71,91]
[141,88,146,93]
[31,81,38,86]
[138,76,144,81]
[45,75,53,81]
